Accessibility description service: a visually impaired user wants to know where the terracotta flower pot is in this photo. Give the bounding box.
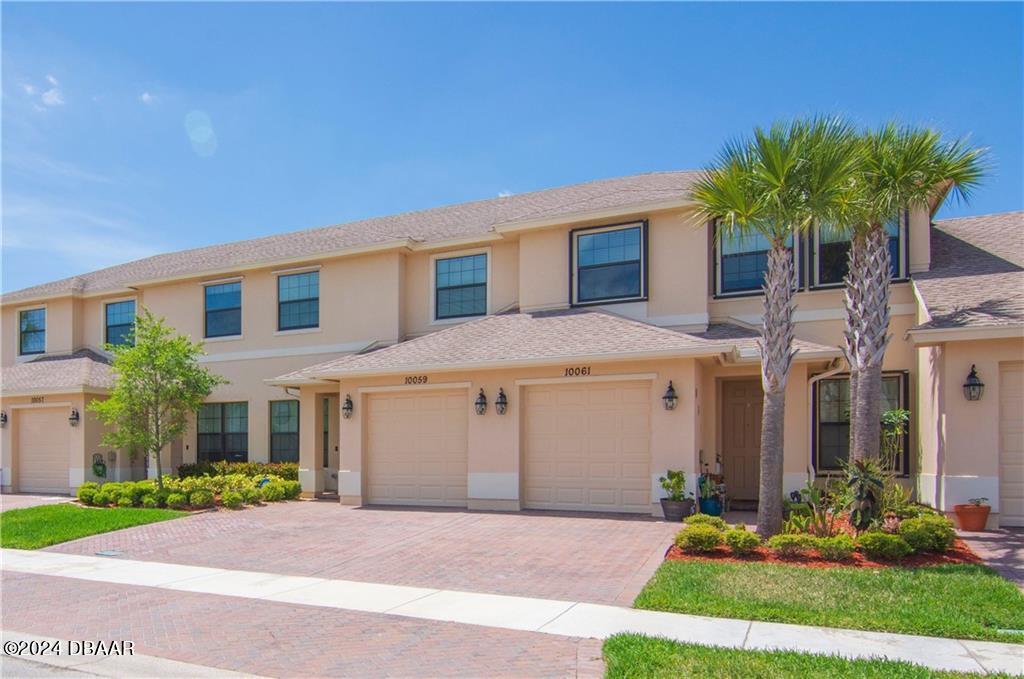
[952,504,991,531]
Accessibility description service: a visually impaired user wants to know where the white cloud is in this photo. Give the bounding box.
[498,190,514,198]
[139,91,155,105]
[46,74,59,86]
[21,84,35,95]
[41,88,64,106]
[5,152,113,184]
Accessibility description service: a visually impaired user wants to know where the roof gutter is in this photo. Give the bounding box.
[906,324,1024,346]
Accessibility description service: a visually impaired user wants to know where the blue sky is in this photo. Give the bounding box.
[3,2,1021,293]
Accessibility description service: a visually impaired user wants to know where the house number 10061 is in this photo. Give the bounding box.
[563,366,591,377]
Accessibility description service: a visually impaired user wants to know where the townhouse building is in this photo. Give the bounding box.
[1,172,1021,526]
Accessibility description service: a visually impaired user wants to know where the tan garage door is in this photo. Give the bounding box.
[999,362,1024,526]
[18,407,71,494]
[523,381,650,513]
[365,389,468,507]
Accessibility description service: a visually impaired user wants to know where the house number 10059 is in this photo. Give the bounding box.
[563,366,591,377]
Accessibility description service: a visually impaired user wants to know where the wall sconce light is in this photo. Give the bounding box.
[69,408,80,426]
[662,381,679,411]
[474,389,488,415]
[0,411,7,428]
[495,388,508,415]
[963,365,985,401]
[342,394,354,419]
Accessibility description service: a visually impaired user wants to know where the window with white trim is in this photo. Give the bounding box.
[269,400,299,462]
[19,308,45,355]
[105,300,136,347]
[814,373,907,473]
[205,282,241,338]
[571,222,647,305]
[435,253,487,320]
[278,271,319,331]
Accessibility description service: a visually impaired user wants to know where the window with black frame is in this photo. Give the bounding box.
[815,214,904,286]
[573,224,645,304]
[197,402,248,462]
[816,374,905,472]
[435,253,487,320]
[204,282,241,338]
[19,308,45,355]
[105,300,136,347]
[269,400,299,462]
[278,271,319,330]
[716,229,794,295]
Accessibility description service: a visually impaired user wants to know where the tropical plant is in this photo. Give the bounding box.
[89,308,227,491]
[724,527,761,555]
[767,533,815,557]
[815,534,856,561]
[841,124,986,461]
[691,116,861,537]
[858,531,913,561]
[675,524,724,553]
[659,470,691,501]
[844,458,886,532]
[683,514,728,531]
[791,479,841,537]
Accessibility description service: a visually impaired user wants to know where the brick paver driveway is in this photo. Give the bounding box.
[46,501,677,604]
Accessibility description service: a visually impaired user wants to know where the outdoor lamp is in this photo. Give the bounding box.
[0,411,6,428]
[342,394,354,419]
[495,388,508,415]
[69,408,80,426]
[662,381,679,411]
[963,365,985,401]
[474,389,488,415]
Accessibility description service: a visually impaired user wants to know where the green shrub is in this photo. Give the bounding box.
[260,482,286,502]
[220,490,244,509]
[141,495,159,509]
[815,534,855,561]
[859,532,913,561]
[166,492,188,510]
[178,461,299,481]
[117,496,134,508]
[281,480,302,500]
[723,527,760,555]
[683,514,727,531]
[675,524,724,553]
[188,489,215,508]
[767,533,814,558]
[76,483,100,505]
[92,491,112,506]
[240,486,261,505]
[899,515,956,553]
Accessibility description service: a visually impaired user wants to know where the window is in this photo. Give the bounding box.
[715,226,795,296]
[278,271,319,330]
[435,254,487,320]
[814,373,907,473]
[105,300,136,347]
[270,400,299,462]
[18,308,45,355]
[205,282,241,338]
[572,222,647,304]
[197,402,248,462]
[814,213,905,286]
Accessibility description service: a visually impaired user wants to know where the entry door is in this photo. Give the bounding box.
[322,396,339,492]
[999,362,1024,526]
[721,379,763,501]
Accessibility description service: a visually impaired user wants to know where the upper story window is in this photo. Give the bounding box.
[19,308,46,355]
[714,226,795,296]
[435,253,487,320]
[814,372,907,474]
[105,300,136,347]
[814,213,906,287]
[269,400,299,463]
[197,402,248,462]
[278,271,319,331]
[571,222,647,305]
[204,282,242,338]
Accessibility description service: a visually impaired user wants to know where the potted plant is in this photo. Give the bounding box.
[658,470,694,522]
[698,474,723,516]
[953,497,991,531]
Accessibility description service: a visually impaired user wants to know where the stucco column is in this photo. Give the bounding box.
[467,375,520,511]
[338,387,362,505]
[298,387,319,497]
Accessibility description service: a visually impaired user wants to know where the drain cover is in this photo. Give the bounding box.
[95,550,123,557]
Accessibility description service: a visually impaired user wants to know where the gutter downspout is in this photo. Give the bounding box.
[808,358,844,477]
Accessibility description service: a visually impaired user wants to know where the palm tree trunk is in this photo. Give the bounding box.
[843,234,865,462]
[851,226,892,460]
[757,244,796,537]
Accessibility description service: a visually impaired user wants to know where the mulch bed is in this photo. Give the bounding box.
[665,538,982,569]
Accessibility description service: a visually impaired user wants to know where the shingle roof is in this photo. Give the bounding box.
[1,171,699,303]
[271,310,837,382]
[912,211,1024,331]
[0,349,112,394]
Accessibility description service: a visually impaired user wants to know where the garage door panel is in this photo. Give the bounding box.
[366,390,468,507]
[17,408,71,494]
[1000,362,1024,525]
[524,381,651,514]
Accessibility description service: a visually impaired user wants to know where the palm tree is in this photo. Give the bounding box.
[843,124,987,461]
[692,117,860,536]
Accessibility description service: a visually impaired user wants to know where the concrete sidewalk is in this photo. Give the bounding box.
[2,548,1021,675]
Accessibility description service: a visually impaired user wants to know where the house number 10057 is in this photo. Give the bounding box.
[563,366,591,377]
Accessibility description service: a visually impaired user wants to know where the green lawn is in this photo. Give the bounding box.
[634,560,1024,643]
[603,635,1010,679]
[0,504,186,549]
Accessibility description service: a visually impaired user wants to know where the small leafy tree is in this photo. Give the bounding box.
[89,308,227,491]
